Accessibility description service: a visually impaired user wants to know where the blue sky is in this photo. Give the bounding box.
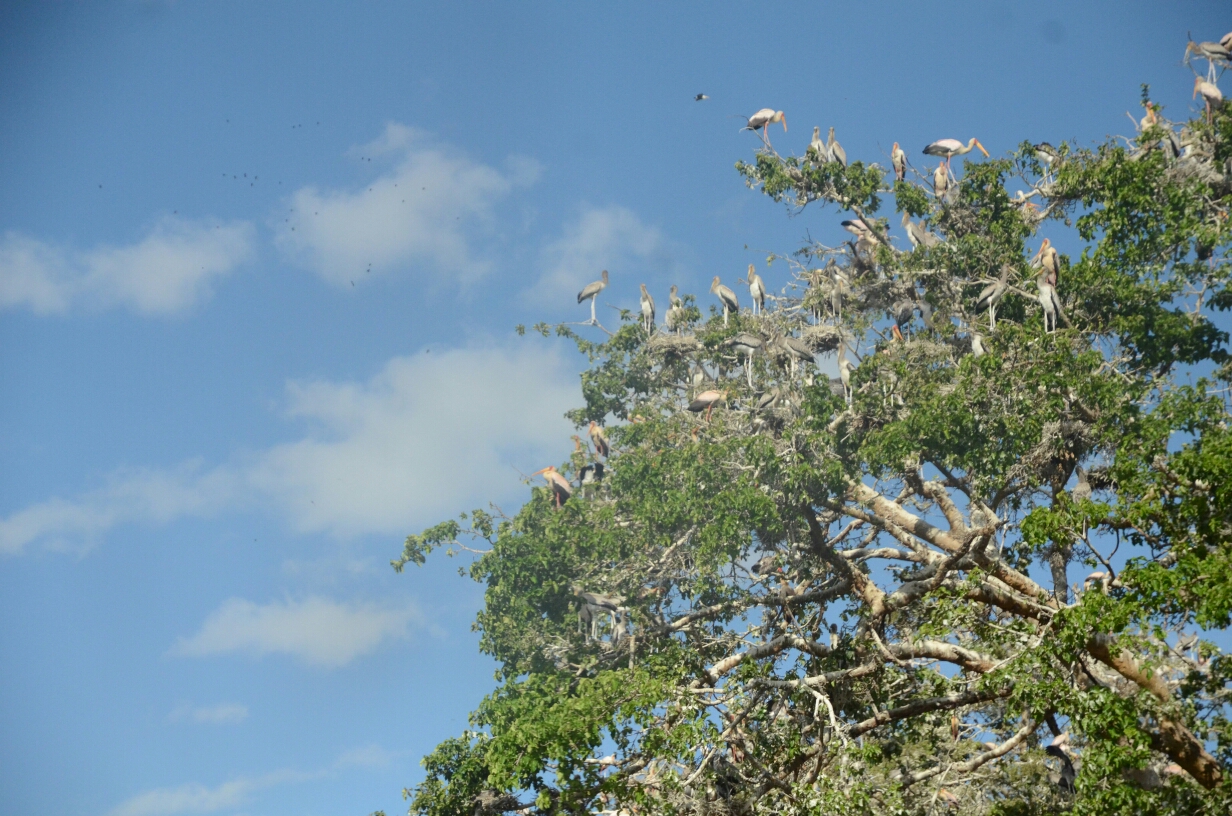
[0,2,1227,815]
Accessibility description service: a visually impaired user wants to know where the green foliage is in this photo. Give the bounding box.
[397,63,1232,816]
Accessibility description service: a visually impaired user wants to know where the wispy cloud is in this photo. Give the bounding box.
[108,770,308,816]
[166,702,249,725]
[0,217,254,316]
[0,344,577,555]
[108,745,400,816]
[171,597,420,668]
[526,204,687,308]
[0,461,238,556]
[274,123,539,286]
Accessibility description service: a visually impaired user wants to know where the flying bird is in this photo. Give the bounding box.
[891,142,906,181]
[577,269,609,324]
[923,137,989,175]
[639,283,656,332]
[743,109,787,148]
[747,264,766,315]
[695,93,709,101]
[827,126,846,167]
[711,276,739,326]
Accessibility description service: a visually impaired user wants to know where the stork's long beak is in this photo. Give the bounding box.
[1193,79,1200,99]
[781,116,788,132]
[976,140,989,158]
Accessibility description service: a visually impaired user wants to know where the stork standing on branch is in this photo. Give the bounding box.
[577,269,609,325]
[974,265,1011,331]
[724,332,763,387]
[809,126,828,163]
[1031,237,1060,279]
[639,283,655,333]
[933,164,950,201]
[711,276,739,326]
[923,137,989,177]
[891,142,907,181]
[1194,77,1223,124]
[743,109,786,149]
[688,389,726,422]
[827,126,847,167]
[588,420,610,459]
[1186,38,1231,81]
[747,264,766,315]
[533,466,572,509]
[665,284,684,333]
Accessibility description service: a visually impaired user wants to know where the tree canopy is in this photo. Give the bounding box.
[393,49,1232,816]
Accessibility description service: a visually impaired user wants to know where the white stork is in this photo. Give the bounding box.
[838,355,856,406]
[665,284,684,334]
[744,109,786,149]
[577,269,609,324]
[747,264,766,315]
[1194,77,1223,124]
[827,126,847,167]
[923,137,988,176]
[711,276,739,326]
[891,142,907,181]
[639,283,655,333]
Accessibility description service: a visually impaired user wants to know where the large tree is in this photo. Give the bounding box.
[393,56,1232,816]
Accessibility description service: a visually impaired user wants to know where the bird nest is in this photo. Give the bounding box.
[800,325,843,353]
[647,334,703,357]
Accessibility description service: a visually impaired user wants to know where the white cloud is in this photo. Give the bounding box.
[247,344,576,537]
[0,343,577,555]
[108,770,307,816]
[0,461,238,556]
[0,217,254,316]
[167,702,249,725]
[171,596,419,667]
[274,123,538,286]
[527,205,687,308]
[108,747,395,816]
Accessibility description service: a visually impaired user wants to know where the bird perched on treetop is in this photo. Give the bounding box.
[743,109,787,149]
[577,270,608,324]
[891,142,906,181]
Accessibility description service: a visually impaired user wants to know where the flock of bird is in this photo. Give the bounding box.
[533,32,1227,516]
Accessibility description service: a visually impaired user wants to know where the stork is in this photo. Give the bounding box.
[902,212,933,250]
[829,264,850,321]
[1034,142,1061,178]
[744,109,787,149]
[1030,237,1060,279]
[1045,743,1076,793]
[1186,39,1231,81]
[688,389,726,421]
[891,298,914,336]
[933,164,950,201]
[573,587,626,642]
[694,93,709,101]
[1194,77,1223,124]
[923,137,988,175]
[724,332,763,387]
[809,126,828,163]
[665,284,684,333]
[971,332,986,358]
[776,332,813,376]
[891,142,907,181]
[639,283,655,333]
[827,126,847,167]
[746,264,766,315]
[588,420,610,459]
[837,352,856,406]
[974,265,1011,330]
[1072,465,1092,501]
[580,461,605,487]
[711,276,739,326]
[533,465,573,508]
[1036,268,1061,334]
[577,269,609,325]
